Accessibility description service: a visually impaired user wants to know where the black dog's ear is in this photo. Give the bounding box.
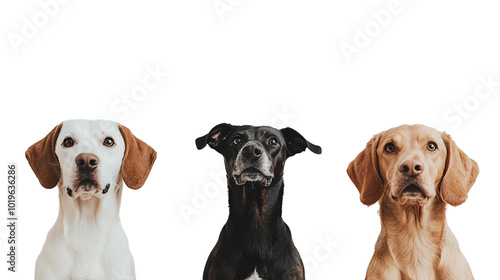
[280,127,322,157]
[196,123,235,153]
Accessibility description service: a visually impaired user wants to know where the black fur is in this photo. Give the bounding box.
[197,124,321,280]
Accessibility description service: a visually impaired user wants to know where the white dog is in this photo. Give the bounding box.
[26,120,156,280]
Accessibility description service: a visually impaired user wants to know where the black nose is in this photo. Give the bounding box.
[398,159,424,177]
[242,144,263,162]
[75,153,99,172]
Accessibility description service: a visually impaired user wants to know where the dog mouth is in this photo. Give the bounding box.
[401,184,426,199]
[79,192,93,201]
[78,178,98,189]
[392,183,427,205]
[233,167,274,187]
[67,177,110,200]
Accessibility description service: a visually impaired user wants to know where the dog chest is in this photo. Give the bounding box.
[245,268,262,280]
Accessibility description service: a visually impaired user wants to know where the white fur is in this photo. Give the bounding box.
[233,142,274,185]
[35,120,136,280]
[245,269,262,280]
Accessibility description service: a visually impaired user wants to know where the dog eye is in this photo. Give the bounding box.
[62,137,74,148]
[427,141,437,152]
[233,136,242,145]
[384,143,395,153]
[103,137,115,147]
[268,137,279,146]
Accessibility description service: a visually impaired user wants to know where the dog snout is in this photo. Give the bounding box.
[75,153,99,172]
[398,159,424,177]
[241,144,263,162]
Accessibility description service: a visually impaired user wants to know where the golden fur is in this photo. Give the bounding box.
[348,124,479,280]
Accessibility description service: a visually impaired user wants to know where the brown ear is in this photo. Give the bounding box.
[440,133,479,206]
[25,123,63,189]
[119,125,157,189]
[347,134,384,206]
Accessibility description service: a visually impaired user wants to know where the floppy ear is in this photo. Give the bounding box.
[439,133,479,206]
[279,127,322,157]
[25,123,63,189]
[195,123,235,154]
[347,134,384,206]
[119,125,157,190]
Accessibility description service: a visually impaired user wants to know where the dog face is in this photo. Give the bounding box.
[55,120,126,200]
[26,120,157,199]
[226,126,286,186]
[377,125,447,206]
[196,123,321,187]
[347,124,479,206]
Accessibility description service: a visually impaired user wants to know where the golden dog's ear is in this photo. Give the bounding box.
[119,125,157,190]
[440,133,479,206]
[347,134,384,206]
[25,123,63,189]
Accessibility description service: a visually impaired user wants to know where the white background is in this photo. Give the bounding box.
[1,0,499,279]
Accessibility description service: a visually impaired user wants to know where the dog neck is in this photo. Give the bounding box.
[56,180,123,242]
[379,195,447,278]
[227,178,285,238]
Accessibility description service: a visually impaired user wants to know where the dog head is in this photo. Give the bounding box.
[196,123,321,187]
[347,124,479,207]
[26,120,157,200]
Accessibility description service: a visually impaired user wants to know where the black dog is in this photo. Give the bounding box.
[196,123,321,280]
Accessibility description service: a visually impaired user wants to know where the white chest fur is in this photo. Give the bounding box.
[245,268,263,280]
[35,195,136,280]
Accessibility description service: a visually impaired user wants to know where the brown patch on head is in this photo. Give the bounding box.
[25,123,63,189]
[118,125,157,190]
